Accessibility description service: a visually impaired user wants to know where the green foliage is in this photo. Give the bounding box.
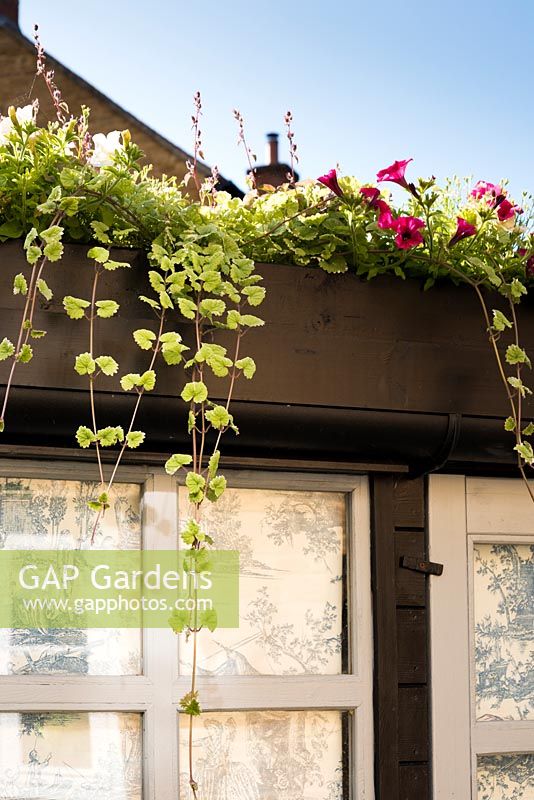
[207,475,227,502]
[76,425,96,448]
[179,690,201,716]
[37,278,53,301]
[160,331,188,365]
[96,299,119,318]
[17,343,32,363]
[185,472,206,504]
[88,491,110,512]
[235,356,256,379]
[87,246,110,263]
[40,225,63,261]
[205,405,230,430]
[0,338,14,361]
[120,370,156,391]
[243,285,266,306]
[133,328,156,350]
[164,453,193,474]
[95,355,119,376]
[13,273,27,295]
[97,426,124,446]
[181,518,201,545]
[199,298,225,317]
[506,344,531,367]
[169,609,191,634]
[208,450,220,478]
[63,295,90,319]
[195,343,232,377]
[178,298,196,319]
[515,441,534,464]
[492,310,512,332]
[74,352,95,375]
[126,430,145,448]
[508,376,532,397]
[181,381,208,404]
[199,609,217,632]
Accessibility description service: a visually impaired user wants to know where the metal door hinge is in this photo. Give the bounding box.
[400,556,443,576]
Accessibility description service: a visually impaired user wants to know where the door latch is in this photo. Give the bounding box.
[400,556,443,576]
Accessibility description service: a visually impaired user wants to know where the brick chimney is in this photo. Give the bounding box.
[252,132,299,189]
[0,0,19,25]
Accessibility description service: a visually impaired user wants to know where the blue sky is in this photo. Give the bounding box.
[19,0,534,196]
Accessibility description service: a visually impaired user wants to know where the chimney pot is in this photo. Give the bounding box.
[266,132,279,165]
[0,0,19,26]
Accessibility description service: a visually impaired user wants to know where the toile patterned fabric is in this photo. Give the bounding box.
[477,754,534,799]
[179,710,346,800]
[0,477,142,676]
[178,487,347,676]
[474,543,534,722]
[0,711,142,799]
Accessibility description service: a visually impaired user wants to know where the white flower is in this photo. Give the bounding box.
[15,104,35,125]
[0,104,35,146]
[89,131,124,167]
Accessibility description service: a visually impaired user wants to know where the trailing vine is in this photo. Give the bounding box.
[0,39,534,798]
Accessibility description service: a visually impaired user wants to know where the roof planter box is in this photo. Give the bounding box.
[0,240,530,474]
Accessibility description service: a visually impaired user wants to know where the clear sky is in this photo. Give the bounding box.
[19,0,534,196]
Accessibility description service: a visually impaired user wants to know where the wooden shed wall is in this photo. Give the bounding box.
[372,475,430,800]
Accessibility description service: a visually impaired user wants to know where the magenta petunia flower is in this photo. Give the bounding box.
[392,216,425,249]
[360,186,395,229]
[497,198,523,222]
[449,217,477,247]
[376,159,413,190]
[360,186,381,205]
[470,180,503,202]
[318,169,343,197]
[377,200,394,229]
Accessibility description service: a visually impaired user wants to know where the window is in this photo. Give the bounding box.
[430,476,534,799]
[0,463,373,799]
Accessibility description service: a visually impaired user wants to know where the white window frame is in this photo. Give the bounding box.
[429,474,534,799]
[0,461,374,800]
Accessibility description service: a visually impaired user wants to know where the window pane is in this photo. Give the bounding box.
[179,486,348,675]
[0,477,142,675]
[0,711,142,799]
[477,754,534,799]
[473,543,534,721]
[179,709,348,799]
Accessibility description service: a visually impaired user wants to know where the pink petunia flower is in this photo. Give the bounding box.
[318,169,343,197]
[360,186,395,229]
[377,200,394,229]
[392,216,425,249]
[449,217,477,247]
[376,159,413,191]
[360,186,381,205]
[497,198,523,222]
[470,180,503,202]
